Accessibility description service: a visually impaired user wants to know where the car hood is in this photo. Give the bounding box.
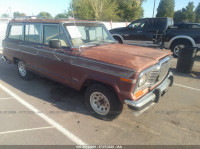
[109,27,127,33]
[79,44,172,72]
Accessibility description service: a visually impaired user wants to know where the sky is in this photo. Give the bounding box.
[0,0,199,18]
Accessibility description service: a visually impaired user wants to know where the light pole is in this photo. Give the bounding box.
[152,0,156,17]
[8,7,12,18]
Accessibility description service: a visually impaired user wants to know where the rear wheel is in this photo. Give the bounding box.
[84,84,123,121]
[17,60,31,80]
[171,41,192,58]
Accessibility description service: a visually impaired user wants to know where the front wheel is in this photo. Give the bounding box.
[84,84,123,121]
[17,60,31,80]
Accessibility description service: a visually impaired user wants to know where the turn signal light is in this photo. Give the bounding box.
[133,88,149,99]
[134,90,144,99]
[120,78,134,83]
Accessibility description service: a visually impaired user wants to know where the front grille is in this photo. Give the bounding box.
[147,57,171,85]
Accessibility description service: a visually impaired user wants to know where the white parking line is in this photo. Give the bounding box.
[174,83,200,92]
[0,126,55,135]
[0,83,87,145]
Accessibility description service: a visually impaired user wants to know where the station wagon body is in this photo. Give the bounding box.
[2,19,173,120]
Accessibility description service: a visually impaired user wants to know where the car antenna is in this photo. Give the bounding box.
[71,2,81,52]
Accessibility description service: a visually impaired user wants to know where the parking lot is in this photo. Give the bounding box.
[0,49,200,145]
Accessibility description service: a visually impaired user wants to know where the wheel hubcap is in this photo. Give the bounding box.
[18,61,26,77]
[174,44,185,56]
[90,92,110,115]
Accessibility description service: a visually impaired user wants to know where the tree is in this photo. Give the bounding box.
[13,12,26,18]
[195,3,200,23]
[118,0,144,21]
[1,13,9,17]
[68,0,145,21]
[174,10,185,22]
[90,0,120,21]
[37,12,53,19]
[156,0,175,18]
[183,2,195,22]
[70,0,94,20]
[55,13,68,19]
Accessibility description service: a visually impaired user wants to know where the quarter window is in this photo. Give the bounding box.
[43,25,67,47]
[25,24,41,43]
[8,25,23,40]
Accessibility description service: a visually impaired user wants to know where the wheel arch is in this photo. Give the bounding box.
[81,78,121,101]
[112,34,124,44]
[169,36,195,49]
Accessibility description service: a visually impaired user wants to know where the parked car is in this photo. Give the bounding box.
[109,17,173,47]
[174,22,200,29]
[110,17,200,57]
[2,19,173,120]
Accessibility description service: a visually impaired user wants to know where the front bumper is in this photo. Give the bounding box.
[125,71,173,111]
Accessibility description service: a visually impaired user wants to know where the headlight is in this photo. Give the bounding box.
[138,74,146,87]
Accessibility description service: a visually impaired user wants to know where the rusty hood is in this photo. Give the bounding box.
[79,44,172,72]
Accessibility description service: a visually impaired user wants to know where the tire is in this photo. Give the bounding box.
[176,47,196,73]
[17,60,31,80]
[113,36,123,44]
[84,84,123,121]
[171,41,192,58]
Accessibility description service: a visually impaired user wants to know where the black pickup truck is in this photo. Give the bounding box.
[109,18,200,57]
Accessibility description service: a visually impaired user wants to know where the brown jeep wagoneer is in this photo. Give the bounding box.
[2,19,173,120]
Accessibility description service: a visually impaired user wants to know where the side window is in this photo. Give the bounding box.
[129,20,146,30]
[8,25,23,40]
[147,19,166,31]
[25,24,41,43]
[192,25,200,29]
[43,25,68,47]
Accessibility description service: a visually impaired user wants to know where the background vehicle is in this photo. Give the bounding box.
[109,17,173,47]
[174,22,200,29]
[110,18,200,58]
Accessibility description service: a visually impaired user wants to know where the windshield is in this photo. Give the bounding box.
[64,23,115,47]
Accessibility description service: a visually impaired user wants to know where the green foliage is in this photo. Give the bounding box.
[37,12,53,19]
[1,13,9,17]
[55,13,68,19]
[174,10,185,23]
[68,0,144,21]
[118,0,144,21]
[156,0,175,18]
[13,12,26,18]
[173,2,196,23]
[183,2,195,22]
[195,3,200,23]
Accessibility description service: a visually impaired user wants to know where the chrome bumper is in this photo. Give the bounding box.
[125,71,173,110]
[1,56,7,61]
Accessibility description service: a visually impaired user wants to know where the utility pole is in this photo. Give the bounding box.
[152,0,156,17]
[8,7,12,18]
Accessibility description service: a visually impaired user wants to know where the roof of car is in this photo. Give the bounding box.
[9,19,102,24]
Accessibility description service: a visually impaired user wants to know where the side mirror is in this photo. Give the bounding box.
[49,40,61,48]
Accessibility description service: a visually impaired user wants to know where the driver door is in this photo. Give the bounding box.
[37,24,71,85]
[123,19,147,46]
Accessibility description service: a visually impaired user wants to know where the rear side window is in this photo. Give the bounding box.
[43,25,68,47]
[147,19,167,31]
[25,24,41,43]
[192,25,200,29]
[8,25,23,40]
